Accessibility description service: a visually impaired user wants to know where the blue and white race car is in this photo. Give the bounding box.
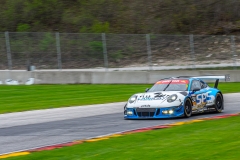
[124,75,230,119]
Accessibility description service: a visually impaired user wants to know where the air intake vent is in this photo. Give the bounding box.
[136,108,156,117]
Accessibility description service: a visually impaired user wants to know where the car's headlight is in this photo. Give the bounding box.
[127,111,133,115]
[128,95,137,103]
[167,94,178,103]
[162,109,174,114]
[168,109,174,114]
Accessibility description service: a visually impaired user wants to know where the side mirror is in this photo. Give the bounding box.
[145,88,149,92]
[192,87,201,92]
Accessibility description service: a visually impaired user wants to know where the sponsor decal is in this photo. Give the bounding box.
[141,105,150,108]
[137,93,169,101]
[154,92,167,99]
[156,80,171,84]
[156,79,189,84]
[206,91,215,104]
[192,91,215,108]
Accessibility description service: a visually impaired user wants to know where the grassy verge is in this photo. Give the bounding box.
[0,84,150,114]
[6,115,240,160]
[0,83,239,114]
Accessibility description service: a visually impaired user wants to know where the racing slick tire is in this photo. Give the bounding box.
[184,99,192,118]
[214,93,223,113]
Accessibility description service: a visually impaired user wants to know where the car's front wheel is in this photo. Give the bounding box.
[124,104,127,115]
[184,99,192,118]
[214,93,223,113]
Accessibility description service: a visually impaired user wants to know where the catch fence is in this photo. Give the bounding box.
[0,32,239,70]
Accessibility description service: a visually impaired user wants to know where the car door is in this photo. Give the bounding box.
[190,80,206,109]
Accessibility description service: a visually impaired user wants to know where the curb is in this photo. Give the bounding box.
[1,113,239,159]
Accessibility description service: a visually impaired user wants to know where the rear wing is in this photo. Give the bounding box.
[176,75,230,89]
[191,75,230,82]
[191,75,230,89]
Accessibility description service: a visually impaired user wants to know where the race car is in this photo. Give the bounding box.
[124,75,230,119]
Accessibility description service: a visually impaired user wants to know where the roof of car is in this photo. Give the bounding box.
[160,77,191,80]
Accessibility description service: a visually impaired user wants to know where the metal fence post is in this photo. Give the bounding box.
[189,34,196,69]
[231,35,237,70]
[56,32,62,70]
[102,33,108,70]
[146,34,152,70]
[5,31,12,70]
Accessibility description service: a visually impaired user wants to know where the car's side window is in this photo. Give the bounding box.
[191,80,201,91]
[200,81,207,89]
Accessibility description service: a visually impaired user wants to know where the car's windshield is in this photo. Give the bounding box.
[148,79,189,92]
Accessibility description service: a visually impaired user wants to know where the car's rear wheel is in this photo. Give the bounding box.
[184,99,192,118]
[214,93,223,113]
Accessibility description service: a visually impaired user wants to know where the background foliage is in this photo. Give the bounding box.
[0,0,240,34]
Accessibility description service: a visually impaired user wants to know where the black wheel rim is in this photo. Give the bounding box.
[185,102,191,115]
[216,96,222,110]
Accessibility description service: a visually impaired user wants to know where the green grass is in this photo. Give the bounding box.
[0,83,239,114]
[6,115,240,160]
[216,82,240,93]
[0,84,150,114]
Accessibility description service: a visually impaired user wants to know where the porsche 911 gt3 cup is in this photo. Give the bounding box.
[124,75,230,119]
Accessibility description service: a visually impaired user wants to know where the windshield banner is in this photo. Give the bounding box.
[156,80,189,84]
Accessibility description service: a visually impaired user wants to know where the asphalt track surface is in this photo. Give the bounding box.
[0,93,240,155]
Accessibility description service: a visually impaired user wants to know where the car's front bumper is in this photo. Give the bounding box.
[124,106,185,119]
